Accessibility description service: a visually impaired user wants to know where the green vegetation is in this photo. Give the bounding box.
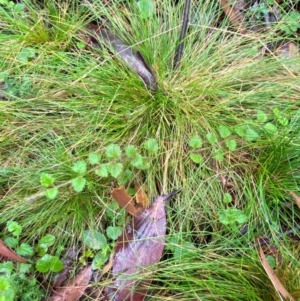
[0,0,299,300]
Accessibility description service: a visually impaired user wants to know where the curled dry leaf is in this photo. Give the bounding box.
[112,186,140,216]
[0,239,26,263]
[134,183,149,209]
[46,265,93,301]
[289,191,300,209]
[106,190,181,301]
[258,240,295,301]
[112,185,149,216]
[219,0,247,33]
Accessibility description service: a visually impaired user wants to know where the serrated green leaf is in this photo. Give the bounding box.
[45,187,58,200]
[189,153,203,164]
[0,262,14,275]
[130,154,143,167]
[137,0,155,19]
[95,164,108,178]
[105,144,121,159]
[72,177,86,192]
[16,243,34,257]
[257,110,268,123]
[18,263,32,275]
[144,138,159,153]
[206,133,218,145]
[72,160,87,174]
[3,237,18,248]
[223,193,232,204]
[219,208,248,226]
[82,230,107,250]
[92,252,109,270]
[38,234,55,248]
[264,123,278,135]
[244,127,260,141]
[107,162,123,178]
[40,173,54,187]
[225,139,237,151]
[88,153,101,165]
[125,145,138,158]
[213,149,224,161]
[106,226,122,240]
[218,125,232,138]
[119,169,134,185]
[234,125,246,137]
[7,221,22,236]
[189,135,202,149]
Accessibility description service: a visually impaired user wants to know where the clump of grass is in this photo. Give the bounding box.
[0,0,299,299]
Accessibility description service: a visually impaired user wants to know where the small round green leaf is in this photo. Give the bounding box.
[48,256,63,272]
[95,164,108,178]
[213,149,224,162]
[144,138,159,153]
[225,139,237,151]
[82,230,107,250]
[106,226,122,240]
[38,234,56,248]
[257,110,268,123]
[72,160,87,174]
[88,153,101,165]
[45,187,58,200]
[206,133,218,146]
[72,177,87,192]
[105,144,121,159]
[189,135,202,149]
[223,193,232,204]
[92,252,109,270]
[218,125,232,138]
[16,243,34,257]
[189,153,203,164]
[40,173,54,187]
[244,127,260,142]
[107,162,123,178]
[3,237,18,249]
[264,123,278,135]
[7,221,22,236]
[125,145,138,158]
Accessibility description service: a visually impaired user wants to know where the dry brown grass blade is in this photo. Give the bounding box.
[219,0,247,33]
[46,265,93,301]
[289,191,300,209]
[102,252,114,275]
[0,239,26,263]
[258,240,295,301]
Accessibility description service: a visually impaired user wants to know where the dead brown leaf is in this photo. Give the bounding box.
[219,0,247,33]
[45,265,93,301]
[0,239,26,263]
[258,240,295,301]
[111,186,139,216]
[134,183,149,209]
[289,191,300,209]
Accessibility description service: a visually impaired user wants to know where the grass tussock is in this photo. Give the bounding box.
[0,0,300,300]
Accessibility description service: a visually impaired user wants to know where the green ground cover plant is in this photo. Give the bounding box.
[0,0,299,300]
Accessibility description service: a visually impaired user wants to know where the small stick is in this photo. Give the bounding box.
[173,0,191,70]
